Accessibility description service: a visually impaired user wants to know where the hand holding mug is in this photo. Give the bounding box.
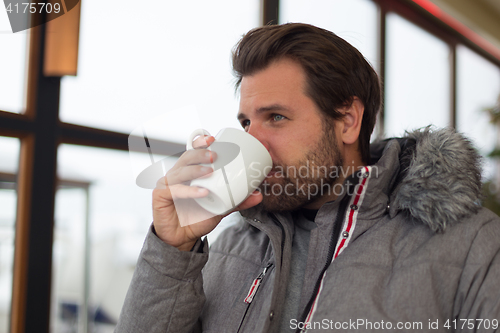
[152,128,268,251]
[187,128,272,215]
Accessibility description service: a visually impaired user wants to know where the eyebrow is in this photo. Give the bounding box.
[237,104,290,121]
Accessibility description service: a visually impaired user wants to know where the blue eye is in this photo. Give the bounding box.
[241,119,250,128]
[273,114,285,121]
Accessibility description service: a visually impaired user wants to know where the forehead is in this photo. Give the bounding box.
[240,58,306,95]
[238,58,309,112]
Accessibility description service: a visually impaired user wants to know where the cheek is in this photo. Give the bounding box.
[266,138,290,163]
[296,128,322,150]
[269,137,308,164]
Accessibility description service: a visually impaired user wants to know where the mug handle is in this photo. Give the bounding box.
[186,128,212,150]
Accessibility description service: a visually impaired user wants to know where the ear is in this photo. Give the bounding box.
[339,97,364,145]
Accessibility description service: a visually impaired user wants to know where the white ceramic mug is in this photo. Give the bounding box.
[186,128,272,215]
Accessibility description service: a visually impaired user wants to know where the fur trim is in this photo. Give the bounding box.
[392,127,483,232]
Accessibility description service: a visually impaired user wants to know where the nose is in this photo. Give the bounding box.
[247,123,270,151]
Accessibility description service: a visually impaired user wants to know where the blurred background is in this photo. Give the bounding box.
[1,0,499,332]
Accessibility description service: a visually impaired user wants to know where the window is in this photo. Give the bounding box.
[280,0,378,66]
[457,46,500,180]
[59,0,259,139]
[54,145,163,331]
[0,136,20,333]
[384,13,450,137]
[0,11,29,113]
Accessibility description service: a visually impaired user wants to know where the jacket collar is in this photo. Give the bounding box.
[369,127,482,232]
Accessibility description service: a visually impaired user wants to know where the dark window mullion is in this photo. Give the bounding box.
[449,43,457,128]
[377,1,387,138]
[11,21,60,333]
[59,122,185,156]
[263,0,279,25]
[0,111,34,138]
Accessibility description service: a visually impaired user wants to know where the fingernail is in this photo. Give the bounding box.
[206,151,213,163]
[200,166,211,173]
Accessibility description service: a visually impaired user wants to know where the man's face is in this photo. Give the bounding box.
[237,58,344,212]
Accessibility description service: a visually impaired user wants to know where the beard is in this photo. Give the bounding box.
[258,123,344,212]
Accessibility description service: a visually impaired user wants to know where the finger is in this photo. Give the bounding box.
[167,165,214,185]
[156,176,167,189]
[169,183,209,200]
[192,135,215,149]
[155,169,211,189]
[175,149,217,168]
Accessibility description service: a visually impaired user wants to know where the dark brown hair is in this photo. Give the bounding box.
[232,23,381,164]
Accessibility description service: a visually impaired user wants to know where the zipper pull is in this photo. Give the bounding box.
[244,263,272,304]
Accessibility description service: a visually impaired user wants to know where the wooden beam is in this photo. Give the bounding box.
[59,122,185,156]
[10,20,60,332]
[44,0,81,76]
[10,135,33,333]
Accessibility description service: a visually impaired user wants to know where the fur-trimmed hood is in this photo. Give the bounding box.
[371,127,483,232]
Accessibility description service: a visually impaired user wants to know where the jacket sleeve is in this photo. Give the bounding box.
[115,225,209,333]
[454,215,500,332]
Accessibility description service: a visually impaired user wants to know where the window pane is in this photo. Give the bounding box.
[456,46,500,180]
[0,136,20,333]
[60,0,259,141]
[0,11,29,113]
[52,186,88,333]
[54,144,234,331]
[54,145,152,331]
[385,14,450,137]
[280,0,378,68]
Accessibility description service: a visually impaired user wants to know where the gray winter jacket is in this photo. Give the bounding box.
[116,128,500,333]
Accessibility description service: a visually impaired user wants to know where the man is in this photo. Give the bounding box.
[116,23,500,332]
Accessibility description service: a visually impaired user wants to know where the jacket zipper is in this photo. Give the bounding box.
[296,180,357,333]
[237,263,274,333]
